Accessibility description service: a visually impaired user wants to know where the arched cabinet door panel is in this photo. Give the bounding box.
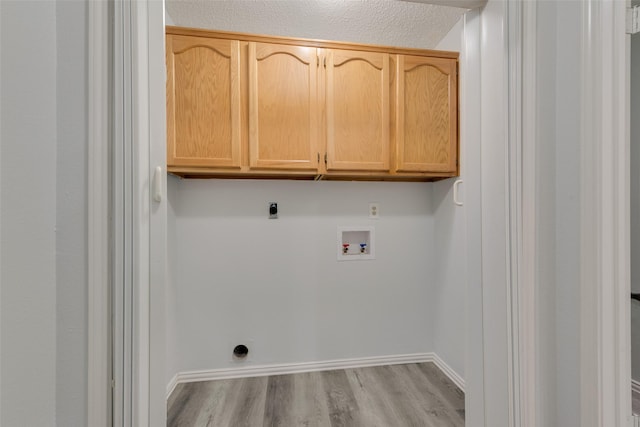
[248,42,320,171]
[166,35,241,168]
[395,55,458,173]
[325,49,390,172]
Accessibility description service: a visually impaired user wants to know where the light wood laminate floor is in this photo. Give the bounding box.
[167,362,465,427]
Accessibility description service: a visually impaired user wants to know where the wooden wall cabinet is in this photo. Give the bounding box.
[325,49,390,172]
[394,55,458,174]
[166,35,242,168]
[248,42,320,171]
[166,27,459,180]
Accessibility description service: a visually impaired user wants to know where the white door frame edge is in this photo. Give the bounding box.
[87,1,636,426]
[87,0,111,425]
[580,1,632,426]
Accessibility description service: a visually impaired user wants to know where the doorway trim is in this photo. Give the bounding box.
[506,0,538,425]
[579,0,632,426]
[88,0,167,425]
[87,0,637,426]
[95,1,517,426]
[87,0,111,425]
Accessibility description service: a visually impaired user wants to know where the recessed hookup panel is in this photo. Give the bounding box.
[337,226,375,261]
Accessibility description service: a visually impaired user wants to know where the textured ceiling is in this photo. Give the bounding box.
[165,0,468,49]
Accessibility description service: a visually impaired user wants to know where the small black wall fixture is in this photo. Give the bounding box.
[233,344,249,359]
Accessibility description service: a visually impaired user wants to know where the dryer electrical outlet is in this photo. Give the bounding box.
[268,202,278,219]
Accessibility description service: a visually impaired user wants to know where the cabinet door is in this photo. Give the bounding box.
[166,35,241,168]
[395,55,457,173]
[325,49,390,171]
[248,42,319,170]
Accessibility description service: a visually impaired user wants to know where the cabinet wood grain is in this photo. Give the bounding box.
[395,55,458,173]
[249,42,319,171]
[166,35,241,168]
[325,49,390,172]
[166,27,459,181]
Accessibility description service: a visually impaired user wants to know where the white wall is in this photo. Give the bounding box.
[631,23,640,383]
[167,175,179,382]
[1,1,89,425]
[168,179,436,373]
[535,1,582,425]
[55,1,88,425]
[0,0,3,419]
[460,9,485,425]
[478,1,510,424]
[1,1,58,425]
[432,16,466,380]
[535,2,558,425]
[552,2,581,425]
[165,0,467,382]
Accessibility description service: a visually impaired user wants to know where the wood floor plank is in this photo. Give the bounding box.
[321,369,362,427]
[633,388,640,416]
[192,378,243,427]
[263,374,295,427]
[291,371,332,427]
[167,381,218,427]
[167,362,465,427]
[415,363,465,410]
[392,364,464,427]
[361,365,449,427]
[377,365,443,427]
[346,367,407,427]
[167,383,187,416]
[226,376,268,427]
[194,379,236,427]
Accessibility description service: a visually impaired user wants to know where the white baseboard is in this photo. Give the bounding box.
[166,352,464,399]
[166,373,179,399]
[633,379,640,419]
[432,353,465,392]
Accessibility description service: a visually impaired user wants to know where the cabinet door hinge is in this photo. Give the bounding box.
[111,379,115,389]
[324,57,326,68]
[317,56,320,67]
[324,153,327,164]
[317,152,320,163]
